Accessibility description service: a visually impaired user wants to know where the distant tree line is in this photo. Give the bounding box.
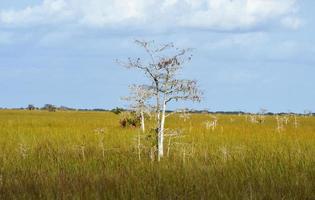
[0,105,313,116]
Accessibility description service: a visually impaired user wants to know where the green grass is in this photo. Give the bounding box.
[0,110,314,199]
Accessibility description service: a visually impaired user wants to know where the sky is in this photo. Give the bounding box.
[0,0,314,113]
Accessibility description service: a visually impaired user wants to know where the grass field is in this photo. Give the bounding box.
[0,110,314,199]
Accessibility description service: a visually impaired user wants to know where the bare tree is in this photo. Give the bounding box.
[119,40,202,160]
[122,84,153,133]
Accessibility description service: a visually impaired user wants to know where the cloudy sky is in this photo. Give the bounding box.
[0,0,314,112]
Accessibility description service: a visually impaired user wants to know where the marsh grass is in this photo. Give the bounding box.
[0,110,314,199]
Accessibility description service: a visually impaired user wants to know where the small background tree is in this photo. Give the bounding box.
[27,104,35,111]
[111,107,125,115]
[122,84,153,133]
[42,104,56,112]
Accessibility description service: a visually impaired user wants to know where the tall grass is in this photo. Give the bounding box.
[0,110,314,199]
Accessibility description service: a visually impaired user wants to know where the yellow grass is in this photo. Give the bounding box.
[0,110,314,199]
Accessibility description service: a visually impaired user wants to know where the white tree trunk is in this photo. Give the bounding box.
[158,100,166,161]
[140,111,145,133]
[156,91,161,129]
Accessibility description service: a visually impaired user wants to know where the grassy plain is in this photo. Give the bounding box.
[0,110,314,199]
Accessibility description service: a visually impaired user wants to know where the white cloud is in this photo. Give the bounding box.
[0,0,71,25]
[179,0,300,30]
[0,0,301,30]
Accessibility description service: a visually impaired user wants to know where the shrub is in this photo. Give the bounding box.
[119,112,140,128]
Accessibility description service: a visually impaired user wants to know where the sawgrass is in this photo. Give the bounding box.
[0,110,314,199]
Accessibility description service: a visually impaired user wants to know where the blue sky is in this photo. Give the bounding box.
[0,0,314,113]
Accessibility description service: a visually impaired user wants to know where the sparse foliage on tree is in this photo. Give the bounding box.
[122,84,153,133]
[119,40,202,160]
